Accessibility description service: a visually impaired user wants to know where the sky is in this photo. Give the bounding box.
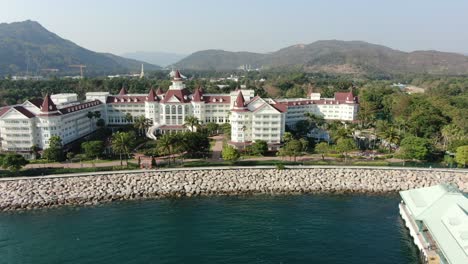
[1,0,467,55]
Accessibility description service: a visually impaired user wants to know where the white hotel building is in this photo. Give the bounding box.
[0,71,358,157]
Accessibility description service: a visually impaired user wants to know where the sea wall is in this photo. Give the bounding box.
[1,167,467,211]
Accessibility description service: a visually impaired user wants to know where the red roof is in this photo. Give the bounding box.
[118,87,128,95]
[146,88,159,102]
[0,107,9,117]
[40,94,58,113]
[14,106,36,118]
[28,98,44,108]
[58,100,102,114]
[270,103,287,113]
[162,89,191,103]
[203,95,230,104]
[106,95,147,104]
[174,70,182,79]
[156,87,164,95]
[192,87,203,102]
[334,91,355,102]
[234,91,245,108]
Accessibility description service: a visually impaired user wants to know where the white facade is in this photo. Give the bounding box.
[0,71,359,157]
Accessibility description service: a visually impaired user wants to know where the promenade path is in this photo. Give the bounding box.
[210,135,224,161]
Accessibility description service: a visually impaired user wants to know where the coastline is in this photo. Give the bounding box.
[1,166,467,212]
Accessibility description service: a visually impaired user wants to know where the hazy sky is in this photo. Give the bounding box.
[1,0,467,55]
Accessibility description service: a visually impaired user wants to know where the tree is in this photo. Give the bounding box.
[222,145,240,163]
[124,113,133,123]
[205,122,219,136]
[30,144,40,159]
[181,132,210,158]
[251,140,268,156]
[156,134,176,164]
[42,136,64,162]
[315,142,329,161]
[399,136,431,161]
[335,138,356,163]
[1,153,28,172]
[278,139,303,162]
[81,140,104,160]
[184,115,200,132]
[221,123,231,139]
[133,115,151,135]
[455,146,468,167]
[282,132,294,143]
[112,131,136,166]
[441,124,464,151]
[378,126,401,152]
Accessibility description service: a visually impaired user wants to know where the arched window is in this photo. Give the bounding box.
[177,105,182,114]
[171,105,176,114]
[165,105,170,114]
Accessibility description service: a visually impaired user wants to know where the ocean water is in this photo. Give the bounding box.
[0,195,420,264]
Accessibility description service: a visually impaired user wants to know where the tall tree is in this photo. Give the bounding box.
[42,135,64,162]
[111,131,136,166]
[184,115,200,132]
[335,138,356,163]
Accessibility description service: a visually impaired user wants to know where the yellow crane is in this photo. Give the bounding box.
[69,64,87,78]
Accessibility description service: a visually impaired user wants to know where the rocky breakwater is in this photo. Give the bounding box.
[1,168,467,211]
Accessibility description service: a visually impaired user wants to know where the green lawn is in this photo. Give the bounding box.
[0,163,139,178]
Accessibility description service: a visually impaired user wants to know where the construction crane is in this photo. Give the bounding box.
[69,64,87,78]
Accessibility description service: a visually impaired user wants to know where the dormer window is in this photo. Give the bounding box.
[134,98,138,102]
[114,98,118,103]
[212,98,216,102]
[120,99,124,102]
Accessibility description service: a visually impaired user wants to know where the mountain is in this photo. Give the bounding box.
[175,40,468,75]
[0,20,160,76]
[121,51,187,67]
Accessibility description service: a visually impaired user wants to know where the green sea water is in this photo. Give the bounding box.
[0,195,420,264]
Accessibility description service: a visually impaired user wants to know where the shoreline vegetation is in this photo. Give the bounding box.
[1,166,466,212]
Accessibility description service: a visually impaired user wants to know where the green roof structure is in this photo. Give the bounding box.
[400,184,468,264]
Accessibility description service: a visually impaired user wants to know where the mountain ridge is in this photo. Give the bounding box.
[175,40,468,75]
[0,20,160,76]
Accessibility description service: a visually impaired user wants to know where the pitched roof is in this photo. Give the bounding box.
[58,100,102,114]
[174,70,182,80]
[335,91,355,102]
[118,86,128,95]
[106,95,147,104]
[203,95,230,104]
[192,87,203,102]
[155,87,164,95]
[13,106,36,118]
[162,89,191,103]
[40,94,58,113]
[0,107,9,117]
[28,98,44,108]
[146,88,159,102]
[234,90,245,108]
[270,103,287,113]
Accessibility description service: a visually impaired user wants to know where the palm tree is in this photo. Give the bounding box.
[124,113,133,123]
[378,126,401,152]
[112,131,134,166]
[157,134,174,164]
[87,111,95,129]
[184,116,199,132]
[134,115,152,135]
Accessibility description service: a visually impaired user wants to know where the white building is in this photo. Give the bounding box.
[0,70,359,157]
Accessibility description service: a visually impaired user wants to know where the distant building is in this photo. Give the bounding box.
[0,70,359,157]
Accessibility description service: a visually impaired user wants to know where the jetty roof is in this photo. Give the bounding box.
[400,184,468,264]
